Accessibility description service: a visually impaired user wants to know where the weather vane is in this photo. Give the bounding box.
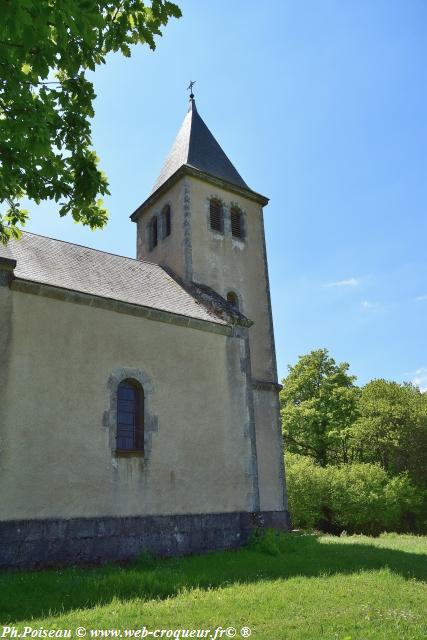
[187,80,196,100]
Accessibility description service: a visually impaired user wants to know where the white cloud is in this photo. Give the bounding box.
[361,300,379,310]
[406,367,427,392]
[416,294,427,301]
[324,277,360,288]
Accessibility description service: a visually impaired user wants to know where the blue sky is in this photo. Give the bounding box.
[24,1,427,389]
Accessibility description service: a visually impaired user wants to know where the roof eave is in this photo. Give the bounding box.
[11,277,232,335]
[0,255,17,271]
[130,165,269,221]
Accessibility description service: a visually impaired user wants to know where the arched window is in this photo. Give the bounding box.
[161,204,171,238]
[230,207,244,239]
[116,379,144,451]
[149,216,158,250]
[226,291,239,311]
[209,199,223,233]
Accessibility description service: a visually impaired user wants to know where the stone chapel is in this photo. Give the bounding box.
[0,94,290,568]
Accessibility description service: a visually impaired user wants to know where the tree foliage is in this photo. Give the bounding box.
[351,379,427,488]
[280,348,359,466]
[282,349,427,533]
[0,0,181,243]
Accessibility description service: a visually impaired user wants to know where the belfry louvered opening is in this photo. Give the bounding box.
[209,199,223,232]
[162,204,171,238]
[149,216,158,250]
[230,207,244,239]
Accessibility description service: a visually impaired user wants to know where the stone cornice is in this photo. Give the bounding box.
[10,278,232,336]
[252,379,283,392]
[130,164,269,222]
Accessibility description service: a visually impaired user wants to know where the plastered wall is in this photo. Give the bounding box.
[135,176,286,516]
[253,388,287,512]
[136,176,277,383]
[188,176,276,383]
[136,179,189,279]
[0,286,256,520]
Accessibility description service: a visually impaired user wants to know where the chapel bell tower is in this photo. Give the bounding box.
[130,88,287,514]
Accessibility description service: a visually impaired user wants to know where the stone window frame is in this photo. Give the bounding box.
[205,197,247,242]
[145,203,172,250]
[147,216,158,251]
[207,196,226,235]
[225,288,243,314]
[160,203,172,240]
[104,368,158,459]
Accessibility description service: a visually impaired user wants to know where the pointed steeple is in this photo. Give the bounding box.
[152,98,250,194]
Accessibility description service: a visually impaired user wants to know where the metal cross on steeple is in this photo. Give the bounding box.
[187,80,196,100]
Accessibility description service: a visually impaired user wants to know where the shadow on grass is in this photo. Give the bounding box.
[0,534,425,623]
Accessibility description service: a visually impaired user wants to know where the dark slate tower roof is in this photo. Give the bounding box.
[131,97,268,220]
[152,98,250,194]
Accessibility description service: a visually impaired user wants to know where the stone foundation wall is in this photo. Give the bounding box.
[0,511,291,569]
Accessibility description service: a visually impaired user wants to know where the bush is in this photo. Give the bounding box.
[328,464,401,535]
[248,528,283,556]
[285,454,424,534]
[384,474,425,532]
[285,453,325,529]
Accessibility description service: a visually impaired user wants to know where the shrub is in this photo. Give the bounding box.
[285,454,424,534]
[248,528,283,556]
[285,453,325,529]
[384,473,425,532]
[327,463,395,535]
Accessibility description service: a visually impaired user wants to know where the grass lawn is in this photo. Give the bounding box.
[0,533,426,640]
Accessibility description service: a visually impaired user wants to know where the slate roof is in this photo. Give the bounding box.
[1,232,227,326]
[152,98,250,194]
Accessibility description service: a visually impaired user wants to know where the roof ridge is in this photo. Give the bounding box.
[19,230,164,269]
